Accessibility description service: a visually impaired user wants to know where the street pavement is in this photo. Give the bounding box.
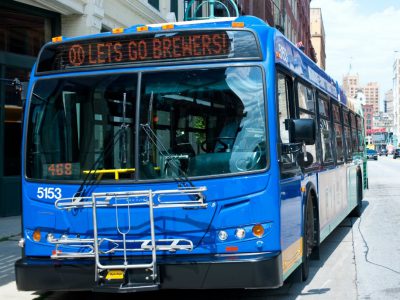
[0,216,37,299]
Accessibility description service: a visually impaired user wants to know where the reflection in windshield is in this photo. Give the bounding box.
[26,67,267,181]
[27,75,137,180]
[139,67,266,179]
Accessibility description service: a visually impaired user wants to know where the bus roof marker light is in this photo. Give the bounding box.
[112,27,125,34]
[52,36,63,43]
[136,26,149,32]
[162,24,174,30]
[231,22,245,28]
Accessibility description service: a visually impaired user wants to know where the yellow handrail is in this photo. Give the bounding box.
[83,167,161,180]
[83,168,136,180]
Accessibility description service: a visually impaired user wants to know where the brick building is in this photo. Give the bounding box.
[237,0,316,62]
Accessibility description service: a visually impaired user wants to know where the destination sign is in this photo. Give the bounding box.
[36,30,261,73]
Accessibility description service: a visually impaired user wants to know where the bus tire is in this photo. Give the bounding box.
[301,192,315,281]
[350,173,363,218]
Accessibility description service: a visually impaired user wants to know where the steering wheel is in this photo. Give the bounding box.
[235,143,264,171]
[201,137,235,153]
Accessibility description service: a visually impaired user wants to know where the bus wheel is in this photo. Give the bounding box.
[302,194,314,281]
[350,174,363,217]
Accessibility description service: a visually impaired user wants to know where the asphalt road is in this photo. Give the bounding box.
[1,155,400,299]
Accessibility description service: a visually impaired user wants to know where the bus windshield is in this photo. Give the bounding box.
[26,66,267,181]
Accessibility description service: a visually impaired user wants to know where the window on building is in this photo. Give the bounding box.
[148,0,159,10]
[171,0,179,19]
[0,8,51,56]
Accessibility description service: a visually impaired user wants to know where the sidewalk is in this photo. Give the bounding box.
[0,216,21,240]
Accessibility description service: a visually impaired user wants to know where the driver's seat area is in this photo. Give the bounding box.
[213,118,240,152]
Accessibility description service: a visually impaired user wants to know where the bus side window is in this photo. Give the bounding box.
[332,103,345,163]
[277,73,296,168]
[350,112,358,153]
[342,108,352,161]
[356,115,364,152]
[297,82,318,169]
[317,94,334,164]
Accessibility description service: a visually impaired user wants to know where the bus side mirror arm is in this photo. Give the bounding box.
[285,118,316,167]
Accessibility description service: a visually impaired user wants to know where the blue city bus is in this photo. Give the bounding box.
[15,9,366,293]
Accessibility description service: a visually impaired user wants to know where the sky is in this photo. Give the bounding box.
[310,0,400,102]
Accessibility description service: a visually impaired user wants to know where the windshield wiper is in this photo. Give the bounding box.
[140,123,195,188]
[73,124,128,201]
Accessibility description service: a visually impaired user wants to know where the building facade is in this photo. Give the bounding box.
[237,0,316,62]
[363,82,380,114]
[310,8,325,70]
[342,74,360,99]
[384,89,394,115]
[393,57,400,146]
[0,0,179,216]
[363,104,374,135]
[342,74,380,114]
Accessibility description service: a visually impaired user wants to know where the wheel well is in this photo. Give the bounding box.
[309,188,320,247]
[356,167,363,201]
[304,185,319,248]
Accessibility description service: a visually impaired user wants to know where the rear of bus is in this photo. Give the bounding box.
[15,16,285,292]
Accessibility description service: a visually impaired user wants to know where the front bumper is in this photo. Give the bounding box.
[15,252,282,292]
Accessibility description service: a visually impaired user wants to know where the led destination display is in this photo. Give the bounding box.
[36,30,261,73]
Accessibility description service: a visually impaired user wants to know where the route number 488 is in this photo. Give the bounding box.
[37,187,62,200]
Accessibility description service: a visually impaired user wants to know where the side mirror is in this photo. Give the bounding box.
[288,118,316,145]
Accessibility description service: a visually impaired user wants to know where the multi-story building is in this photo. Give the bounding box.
[393,57,400,146]
[363,104,374,135]
[342,74,359,99]
[342,74,380,114]
[385,89,394,115]
[363,82,380,114]
[310,7,325,70]
[0,0,179,216]
[237,0,316,62]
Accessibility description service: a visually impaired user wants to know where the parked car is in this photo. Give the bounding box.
[378,148,388,156]
[393,149,400,159]
[366,149,378,160]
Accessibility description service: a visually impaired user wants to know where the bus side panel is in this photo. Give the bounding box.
[280,175,302,277]
[318,165,348,242]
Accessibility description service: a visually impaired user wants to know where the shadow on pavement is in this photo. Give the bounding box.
[0,237,21,288]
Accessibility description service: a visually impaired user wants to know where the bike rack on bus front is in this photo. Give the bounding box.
[50,186,207,290]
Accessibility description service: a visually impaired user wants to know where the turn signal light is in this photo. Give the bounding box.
[33,229,41,242]
[252,224,264,238]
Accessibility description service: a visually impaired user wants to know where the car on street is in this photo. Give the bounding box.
[367,149,378,160]
[393,148,400,159]
[378,148,388,156]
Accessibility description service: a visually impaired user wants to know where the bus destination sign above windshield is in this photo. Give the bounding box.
[36,30,261,73]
